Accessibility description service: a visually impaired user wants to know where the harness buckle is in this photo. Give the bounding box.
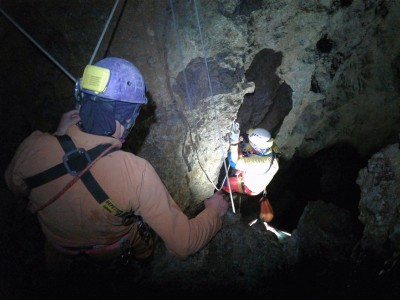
[63,148,91,176]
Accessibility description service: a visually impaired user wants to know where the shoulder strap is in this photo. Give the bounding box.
[25,135,134,224]
[25,136,114,189]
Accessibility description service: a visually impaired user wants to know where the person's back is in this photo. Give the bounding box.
[5,57,229,271]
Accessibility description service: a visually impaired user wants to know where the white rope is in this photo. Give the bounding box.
[169,0,193,108]
[193,0,235,213]
[89,0,120,65]
[169,1,236,212]
[170,0,220,192]
[0,7,76,83]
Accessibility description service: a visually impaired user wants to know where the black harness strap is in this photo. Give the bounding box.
[24,135,134,224]
[55,135,109,205]
[24,138,111,189]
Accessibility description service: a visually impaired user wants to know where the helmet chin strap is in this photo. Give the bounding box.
[119,120,136,143]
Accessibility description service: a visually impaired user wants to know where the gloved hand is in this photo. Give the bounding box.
[229,121,240,144]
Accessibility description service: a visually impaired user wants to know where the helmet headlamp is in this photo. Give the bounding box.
[81,65,110,94]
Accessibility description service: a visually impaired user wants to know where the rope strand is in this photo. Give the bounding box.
[0,7,76,82]
[193,0,235,212]
[169,0,193,108]
[89,0,120,65]
[169,1,236,211]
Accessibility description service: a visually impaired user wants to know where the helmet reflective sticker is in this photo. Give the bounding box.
[81,65,110,94]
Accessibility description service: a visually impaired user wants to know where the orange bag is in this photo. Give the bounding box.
[259,197,274,222]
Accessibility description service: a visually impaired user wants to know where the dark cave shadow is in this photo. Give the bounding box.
[268,141,368,232]
[237,48,293,135]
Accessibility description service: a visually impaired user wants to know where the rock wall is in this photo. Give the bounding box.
[357,142,400,257]
[116,0,400,206]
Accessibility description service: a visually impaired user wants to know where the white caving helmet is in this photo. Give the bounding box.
[248,128,273,154]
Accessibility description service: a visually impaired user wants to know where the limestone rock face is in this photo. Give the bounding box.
[125,0,400,206]
[1,0,399,208]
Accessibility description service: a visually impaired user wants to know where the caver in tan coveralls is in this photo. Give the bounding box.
[5,124,223,268]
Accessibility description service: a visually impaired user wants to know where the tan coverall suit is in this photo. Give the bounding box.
[5,125,223,267]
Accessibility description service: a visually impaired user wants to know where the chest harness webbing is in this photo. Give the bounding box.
[24,135,136,225]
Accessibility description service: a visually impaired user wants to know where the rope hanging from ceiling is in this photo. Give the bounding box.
[169,0,236,212]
